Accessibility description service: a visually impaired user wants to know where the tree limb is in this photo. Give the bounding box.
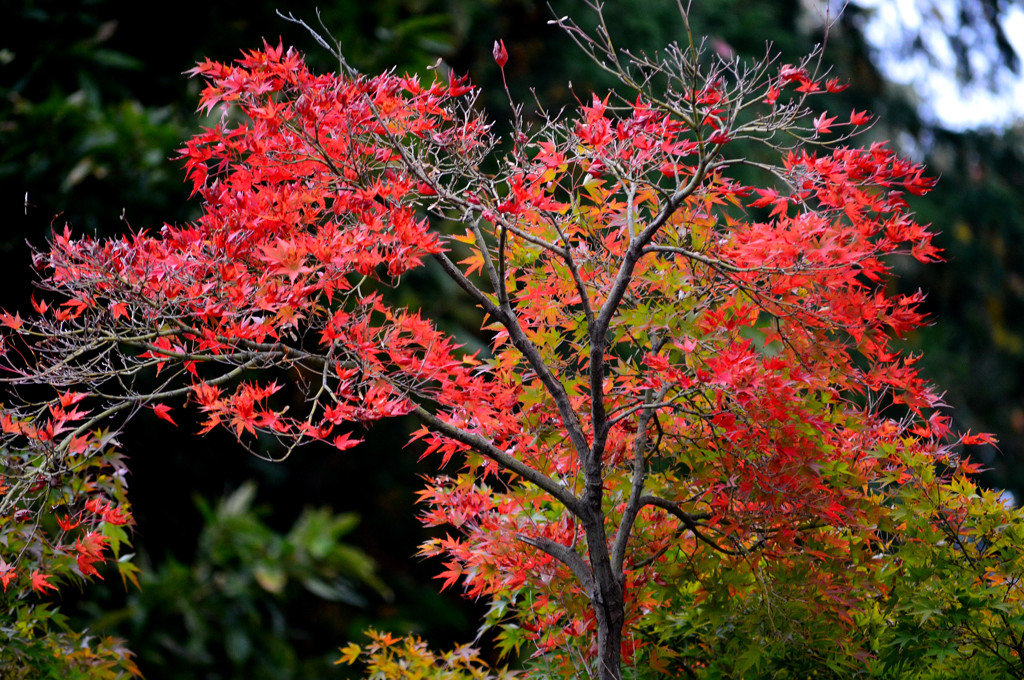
[639,494,736,555]
[516,533,595,596]
[412,405,584,518]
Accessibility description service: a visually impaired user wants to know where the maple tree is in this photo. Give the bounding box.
[2,4,1023,679]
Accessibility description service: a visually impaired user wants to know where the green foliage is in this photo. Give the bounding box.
[0,603,139,680]
[0,1,193,236]
[629,462,1024,679]
[874,476,1024,678]
[89,483,388,680]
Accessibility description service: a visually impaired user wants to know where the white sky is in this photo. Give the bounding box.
[856,0,1024,130]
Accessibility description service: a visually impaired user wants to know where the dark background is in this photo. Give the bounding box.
[2,0,1023,677]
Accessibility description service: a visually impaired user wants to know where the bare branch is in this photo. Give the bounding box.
[611,381,670,572]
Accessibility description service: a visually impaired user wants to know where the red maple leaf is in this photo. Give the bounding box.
[56,512,81,531]
[30,570,58,595]
[849,109,871,126]
[493,39,508,68]
[152,403,178,426]
[825,77,849,93]
[813,112,837,135]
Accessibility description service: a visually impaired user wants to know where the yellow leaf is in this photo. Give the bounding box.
[336,642,362,665]
[452,229,477,245]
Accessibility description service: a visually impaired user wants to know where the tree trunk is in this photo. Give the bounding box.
[593,581,625,680]
[584,504,625,680]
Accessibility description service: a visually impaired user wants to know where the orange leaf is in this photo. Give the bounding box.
[0,310,23,330]
[0,560,15,592]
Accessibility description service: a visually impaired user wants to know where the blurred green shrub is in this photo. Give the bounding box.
[91,482,389,680]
